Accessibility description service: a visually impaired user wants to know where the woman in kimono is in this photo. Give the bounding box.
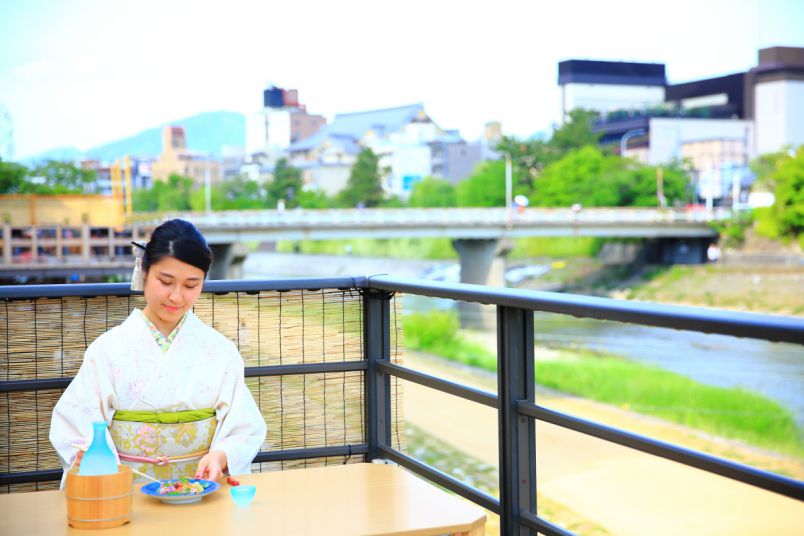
[49,219,266,484]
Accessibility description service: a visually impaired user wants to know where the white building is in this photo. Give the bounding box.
[558,60,666,123]
[572,47,804,205]
[287,103,466,199]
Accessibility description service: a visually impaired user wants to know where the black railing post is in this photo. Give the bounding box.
[498,305,536,535]
[363,289,393,461]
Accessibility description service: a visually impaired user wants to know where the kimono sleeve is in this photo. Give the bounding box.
[210,342,267,475]
[49,341,119,485]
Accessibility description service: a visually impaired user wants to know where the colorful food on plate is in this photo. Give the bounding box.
[157,478,210,495]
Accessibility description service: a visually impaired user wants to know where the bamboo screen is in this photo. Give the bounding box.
[0,288,406,493]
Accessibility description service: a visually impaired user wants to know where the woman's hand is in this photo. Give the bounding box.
[72,450,84,469]
[195,449,228,481]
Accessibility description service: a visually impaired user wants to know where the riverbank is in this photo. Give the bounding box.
[404,310,803,459]
[403,351,804,536]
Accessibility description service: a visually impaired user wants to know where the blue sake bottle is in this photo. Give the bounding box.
[78,421,118,476]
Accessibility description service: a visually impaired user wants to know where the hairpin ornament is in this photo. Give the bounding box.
[130,241,146,291]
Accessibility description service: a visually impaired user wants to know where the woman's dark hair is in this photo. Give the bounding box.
[142,219,213,275]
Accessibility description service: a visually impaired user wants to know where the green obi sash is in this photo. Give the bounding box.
[113,408,216,424]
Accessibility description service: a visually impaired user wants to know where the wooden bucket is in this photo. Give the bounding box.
[65,465,133,529]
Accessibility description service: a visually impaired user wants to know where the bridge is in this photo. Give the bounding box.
[1,207,725,283]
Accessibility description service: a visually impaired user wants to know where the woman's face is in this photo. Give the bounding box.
[142,256,205,328]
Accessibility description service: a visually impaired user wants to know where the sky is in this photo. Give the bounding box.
[1,0,803,160]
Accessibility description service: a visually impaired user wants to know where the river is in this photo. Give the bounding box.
[245,252,804,428]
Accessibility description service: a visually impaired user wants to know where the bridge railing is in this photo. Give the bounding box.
[129,206,733,228]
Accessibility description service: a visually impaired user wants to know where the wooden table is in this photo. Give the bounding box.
[0,463,486,535]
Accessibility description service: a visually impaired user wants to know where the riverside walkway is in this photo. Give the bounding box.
[404,352,804,536]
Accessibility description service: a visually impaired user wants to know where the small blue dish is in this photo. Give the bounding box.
[230,484,256,507]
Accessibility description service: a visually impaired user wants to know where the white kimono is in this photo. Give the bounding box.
[49,309,266,485]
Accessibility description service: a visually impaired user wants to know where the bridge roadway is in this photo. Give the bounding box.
[2,207,724,282]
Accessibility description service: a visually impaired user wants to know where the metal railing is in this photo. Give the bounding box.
[362,275,804,536]
[1,276,802,535]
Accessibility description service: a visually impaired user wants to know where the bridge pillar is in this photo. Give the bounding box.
[452,238,511,329]
[209,243,248,280]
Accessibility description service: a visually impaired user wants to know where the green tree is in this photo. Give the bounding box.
[133,174,194,212]
[456,160,507,207]
[408,176,456,207]
[549,109,603,155]
[495,136,554,188]
[771,147,804,237]
[267,159,303,208]
[29,160,96,193]
[495,108,604,195]
[0,159,29,193]
[531,146,689,207]
[338,148,384,207]
[297,189,332,209]
[187,174,265,211]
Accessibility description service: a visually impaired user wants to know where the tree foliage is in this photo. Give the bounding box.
[456,160,507,207]
[267,158,303,208]
[0,159,95,194]
[408,176,456,207]
[757,147,804,238]
[0,159,30,193]
[133,174,194,212]
[531,146,689,207]
[495,108,603,188]
[30,160,97,193]
[338,148,384,207]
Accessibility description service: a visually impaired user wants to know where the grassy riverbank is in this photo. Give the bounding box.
[616,264,804,316]
[403,311,803,457]
[276,236,601,260]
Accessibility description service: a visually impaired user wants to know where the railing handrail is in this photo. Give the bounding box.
[0,277,367,299]
[2,277,802,534]
[366,275,804,345]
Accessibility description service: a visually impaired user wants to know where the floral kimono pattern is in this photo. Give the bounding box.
[50,309,266,486]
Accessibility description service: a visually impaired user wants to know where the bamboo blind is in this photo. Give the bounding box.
[0,289,406,493]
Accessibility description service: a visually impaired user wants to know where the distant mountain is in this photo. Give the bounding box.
[21,146,85,163]
[22,111,246,164]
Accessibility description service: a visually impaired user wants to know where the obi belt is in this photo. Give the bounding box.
[109,409,216,482]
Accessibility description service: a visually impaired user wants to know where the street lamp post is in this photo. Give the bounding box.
[205,156,212,214]
[504,153,512,230]
[620,128,647,157]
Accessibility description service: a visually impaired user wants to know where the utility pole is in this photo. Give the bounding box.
[205,157,212,214]
[504,153,512,230]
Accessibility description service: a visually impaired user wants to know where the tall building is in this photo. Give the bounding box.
[751,47,804,155]
[564,46,804,205]
[558,60,666,123]
[151,126,221,185]
[246,86,326,159]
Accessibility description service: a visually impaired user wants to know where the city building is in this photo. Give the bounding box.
[151,126,221,185]
[82,157,152,195]
[560,46,804,205]
[246,85,327,160]
[287,103,471,198]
